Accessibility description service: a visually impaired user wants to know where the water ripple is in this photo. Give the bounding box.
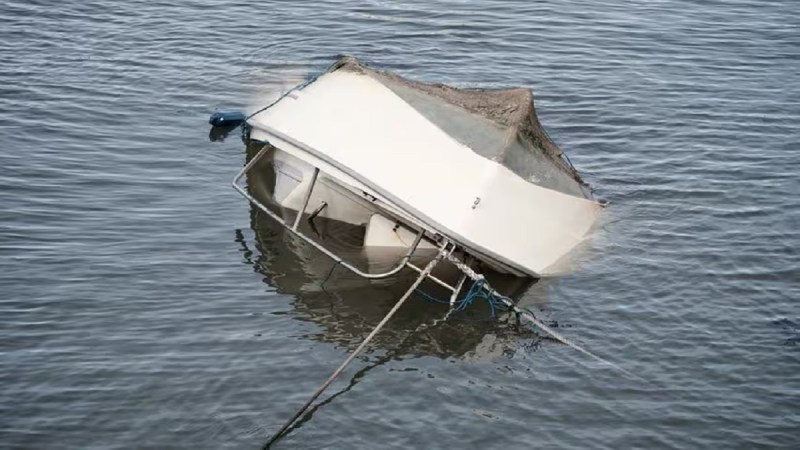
[1,0,799,448]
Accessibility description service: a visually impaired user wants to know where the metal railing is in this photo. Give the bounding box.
[232,144,443,282]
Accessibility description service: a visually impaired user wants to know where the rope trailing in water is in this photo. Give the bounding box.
[443,253,643,381]
[264,250,446,448]
[416,277,507,318]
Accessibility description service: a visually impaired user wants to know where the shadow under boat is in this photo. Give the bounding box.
[240,140,547,360]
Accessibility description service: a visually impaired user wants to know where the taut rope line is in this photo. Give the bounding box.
[264,249,446,448]
[444,253,643,381]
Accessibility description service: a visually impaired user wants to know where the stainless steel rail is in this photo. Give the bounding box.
[232,145,435,281]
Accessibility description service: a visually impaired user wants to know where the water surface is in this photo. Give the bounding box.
[1,0,798,448]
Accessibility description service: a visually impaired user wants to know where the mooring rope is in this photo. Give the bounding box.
[443,253,643,381]
[264,249,640,447]
[264,250,446,448]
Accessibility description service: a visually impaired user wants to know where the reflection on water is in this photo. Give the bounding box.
[239,139,543,360]
[3,0,798,447]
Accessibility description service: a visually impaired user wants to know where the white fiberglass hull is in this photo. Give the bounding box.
[248,68,603,278]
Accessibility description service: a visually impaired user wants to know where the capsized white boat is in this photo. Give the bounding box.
[236,56,603,283]
[233,58,623,441]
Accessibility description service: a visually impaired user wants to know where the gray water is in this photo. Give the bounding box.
[2,1,799,448]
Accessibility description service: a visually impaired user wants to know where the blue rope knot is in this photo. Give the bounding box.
[416,277,510,318]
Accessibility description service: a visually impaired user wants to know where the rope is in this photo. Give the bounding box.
[264,250,446,448]
[443,253,643,380]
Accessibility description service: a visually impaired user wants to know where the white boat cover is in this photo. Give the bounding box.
[248,57,603,277]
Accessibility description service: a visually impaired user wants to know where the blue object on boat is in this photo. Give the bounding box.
[209,110,246,127]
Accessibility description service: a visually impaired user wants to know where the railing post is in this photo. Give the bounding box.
[292,167,320,231]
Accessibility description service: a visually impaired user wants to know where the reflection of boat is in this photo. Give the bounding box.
[236,56,603,303]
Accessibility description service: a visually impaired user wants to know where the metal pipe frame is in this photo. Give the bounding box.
[292,167,319,230]
[232,145,427,280]
[405,261,457,292]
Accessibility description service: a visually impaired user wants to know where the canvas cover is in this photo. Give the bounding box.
[328,57,590,199]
